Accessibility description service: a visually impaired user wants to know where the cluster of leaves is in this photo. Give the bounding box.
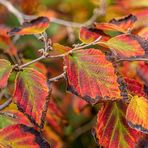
[0,0,148,148]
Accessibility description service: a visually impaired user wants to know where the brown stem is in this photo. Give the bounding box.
[116,57,148,63]
[19,55,45,69]
[49,72,66,82]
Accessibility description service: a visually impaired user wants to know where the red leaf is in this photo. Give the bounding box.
[8,16,49,36]
[0,59,13,89]
[94,102,142,148]
[0,124,50,147]
[124,77,146,97]
[126,96,148,134]
[79,27,110,44]
[64,49,121,105]
[102,34,146,57]
[13,68,50,128]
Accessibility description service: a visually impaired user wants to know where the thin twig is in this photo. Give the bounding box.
[48,36,102,58]
[19,55,45,69]
[0,98,12,110]
[50,17,82,28]
[83,0,106,26]
[15,36,102,69]
[49,71,66,82]
[116,57,148,63]
[0,111,16,118]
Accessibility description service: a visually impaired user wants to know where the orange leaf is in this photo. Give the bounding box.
[64,49,121,105]
[109,14,137,31]
[13,68,51,128]
[102,34,146,57]
[8,16,49,36]
[79,27,110,44]
[94,102,142,148]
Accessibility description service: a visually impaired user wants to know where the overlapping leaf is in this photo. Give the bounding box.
[64,49,121,105]
[109,14,137,31]
[126,96,148,134]
[79,14,137,44]
[94,22,126,36]
[13,68,50,128]
[0,124,50,148]
[8,16,49,36]
[0,59,13,89]
[94,102,141,148]
[79,27,110,44]
[0,110,31,129]
[101,34,145,57]
[124,77,146,97]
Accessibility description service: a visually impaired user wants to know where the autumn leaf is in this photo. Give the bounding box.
[94,22,126,37]
[0,110,31,129]
[100,34,146,57]
[126,96,148,134]
[79,27,110,44]
[13,68,51,128]
[79,14,137,44]
[124,77,146,97]
[0,59,13,89]
[8,16,49,36]
[0,124,50,148]
[64,49,121,105]
[94,102,142,148]
[109,14,137,31]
